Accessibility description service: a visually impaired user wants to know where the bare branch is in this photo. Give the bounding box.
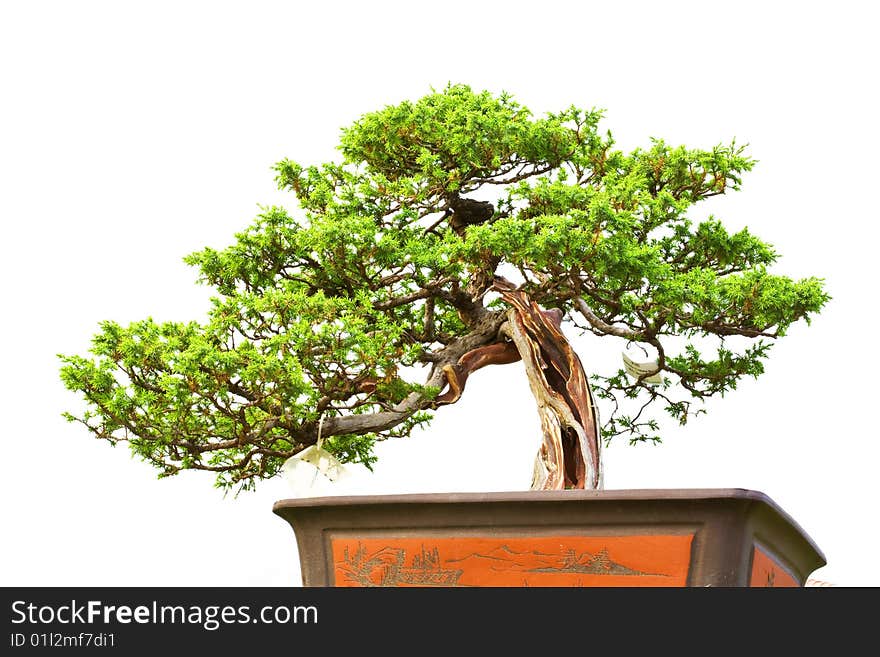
[573,297,645,340]
[372,289,433,311]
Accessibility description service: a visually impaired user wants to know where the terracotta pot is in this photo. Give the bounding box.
[273,488,825,587]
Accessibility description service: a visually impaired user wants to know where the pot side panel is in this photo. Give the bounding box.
[331,534,694,587]
[750,545,799,587]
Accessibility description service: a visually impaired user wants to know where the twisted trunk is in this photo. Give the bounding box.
[435,277,603,490]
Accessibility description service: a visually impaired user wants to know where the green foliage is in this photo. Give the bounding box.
[60,84,829,491]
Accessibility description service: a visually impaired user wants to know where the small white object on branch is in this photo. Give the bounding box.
[622,349,663,385]
[280,416,348,496]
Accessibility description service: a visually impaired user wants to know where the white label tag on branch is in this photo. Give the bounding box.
[280,445,346,494]
[294,445,345,481]
[622,351,663,384]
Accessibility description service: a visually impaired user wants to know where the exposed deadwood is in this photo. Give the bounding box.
[429,277,603,490]
[494,277,602,490]
[434,341,521,405]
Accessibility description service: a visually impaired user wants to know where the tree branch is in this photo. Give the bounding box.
[573,297,645,340]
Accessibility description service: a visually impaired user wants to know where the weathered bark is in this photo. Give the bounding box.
[434,342,521,405]
[495,279,602,490]
[435,277,603,490]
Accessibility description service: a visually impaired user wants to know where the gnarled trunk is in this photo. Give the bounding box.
[435,278,602,490]
[494,280,602,490]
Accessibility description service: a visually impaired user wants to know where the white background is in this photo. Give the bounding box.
[1,1,877,587]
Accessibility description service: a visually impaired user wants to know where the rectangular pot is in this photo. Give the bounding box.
[272,488,826,587]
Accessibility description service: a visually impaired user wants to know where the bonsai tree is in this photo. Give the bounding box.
[59,85,829,493]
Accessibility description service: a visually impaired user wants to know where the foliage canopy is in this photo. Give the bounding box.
[60,85,829,492]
